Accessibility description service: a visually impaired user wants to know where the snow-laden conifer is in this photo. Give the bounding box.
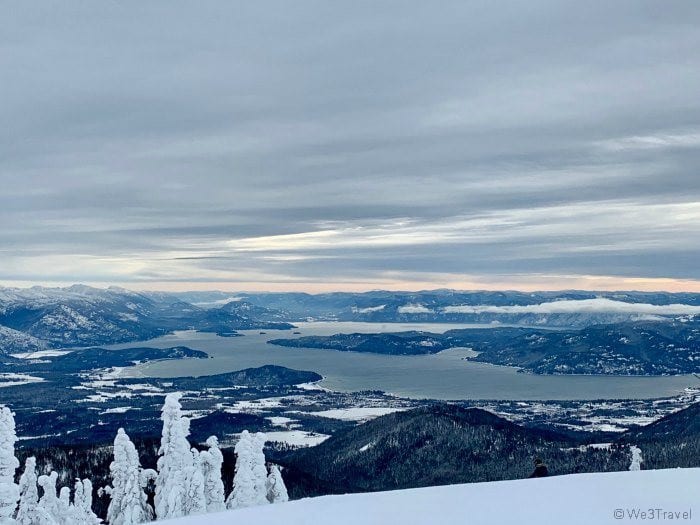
[71,480,100,525]
[16,457,54,525]
[0,407,19,523]
[182,450,206,517]
[250,433,268,506]
[37,473,61,523]
[225,432,253,509]
[199,437,225,513]
[57,487,72,524]
[155,393,193,519]
[265,465,288,504]
[105,429,153,525]
[629,445,643,471]
[226,431,268,509]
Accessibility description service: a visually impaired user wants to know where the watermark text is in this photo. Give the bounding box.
[614,508,693,521]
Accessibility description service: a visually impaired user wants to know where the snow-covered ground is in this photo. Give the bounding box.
[302,406,408,421]
[10,349,72,359]
[262,430,330,447]
[162,468,698,525]
[0,373,44,387]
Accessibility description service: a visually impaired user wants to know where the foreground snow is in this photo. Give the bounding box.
[162,468,698,525]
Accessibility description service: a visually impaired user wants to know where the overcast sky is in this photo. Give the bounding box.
[2,1,700,292]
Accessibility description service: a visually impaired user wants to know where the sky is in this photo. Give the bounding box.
[2,1,700,293]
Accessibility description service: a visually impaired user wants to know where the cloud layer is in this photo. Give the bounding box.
[443,299,700,316]
[2,2,700,291]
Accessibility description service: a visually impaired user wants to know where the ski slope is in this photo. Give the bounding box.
[164,468,698,525]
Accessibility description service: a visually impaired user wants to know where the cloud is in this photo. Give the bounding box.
[443,298,700,316]
[351,305,386,314]
[1,2,700,290]
[398,304,434,314]
[598,130,700,152]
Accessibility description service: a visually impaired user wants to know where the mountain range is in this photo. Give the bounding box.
[201,289,700,326]
[3,285,700,377]
[0,285,293,353]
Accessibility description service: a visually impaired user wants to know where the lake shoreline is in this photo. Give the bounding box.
[114,322,698,401]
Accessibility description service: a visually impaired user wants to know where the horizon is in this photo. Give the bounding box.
[4,280,700,295]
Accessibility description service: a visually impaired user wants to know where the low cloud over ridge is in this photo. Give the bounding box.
[443,298,700,316]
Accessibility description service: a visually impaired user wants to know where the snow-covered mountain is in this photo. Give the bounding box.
[162,468,698,525]
[0,325,48,354]
[0,285,293,351]
[0,285,166,348]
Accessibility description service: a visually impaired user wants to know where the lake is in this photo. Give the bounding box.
[116,322,697,401]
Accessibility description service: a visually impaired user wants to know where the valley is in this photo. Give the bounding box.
[1,286,700,452]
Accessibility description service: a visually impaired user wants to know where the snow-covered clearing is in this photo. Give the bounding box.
[262,430,330,447]
[78,392,135,403]
[10,349,72,359]
[303,407,407,421]
[220,395,312,414]
[265,416,298,428]
[123,383,164,392]
[162,468,699,525]
[295,381,330,391]
[0,373,44,387]
[562,442,613,452]
[100,406,137,414]
[17,433,63,441]
[229,397,285,410]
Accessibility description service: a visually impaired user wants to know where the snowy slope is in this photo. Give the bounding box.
[0,325,48,354]
[0,285,165,347]
[163,469,698,525]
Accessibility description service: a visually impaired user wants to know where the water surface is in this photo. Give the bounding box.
[116,322,697,401]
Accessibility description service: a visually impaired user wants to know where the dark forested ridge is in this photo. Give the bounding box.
[617,402,700,470]
[274,403,700,498]
[269,331,454,355]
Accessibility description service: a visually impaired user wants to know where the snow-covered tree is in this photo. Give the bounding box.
[105,429,153,525]
[199,437,225,513]
[37,473,61,523]
[16,458,54,525]
[0,407,19,523]
[81,481,99,525]
[226,431,268,509]
[182,450,205,517]
[38,473,75,525]
[57,488,72,524]
[629,445,643,471]
[155,393,193,520]
[250,433,268,505]
[265,465,288,504]
[70,480,100,525]
[226,432,253,510]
